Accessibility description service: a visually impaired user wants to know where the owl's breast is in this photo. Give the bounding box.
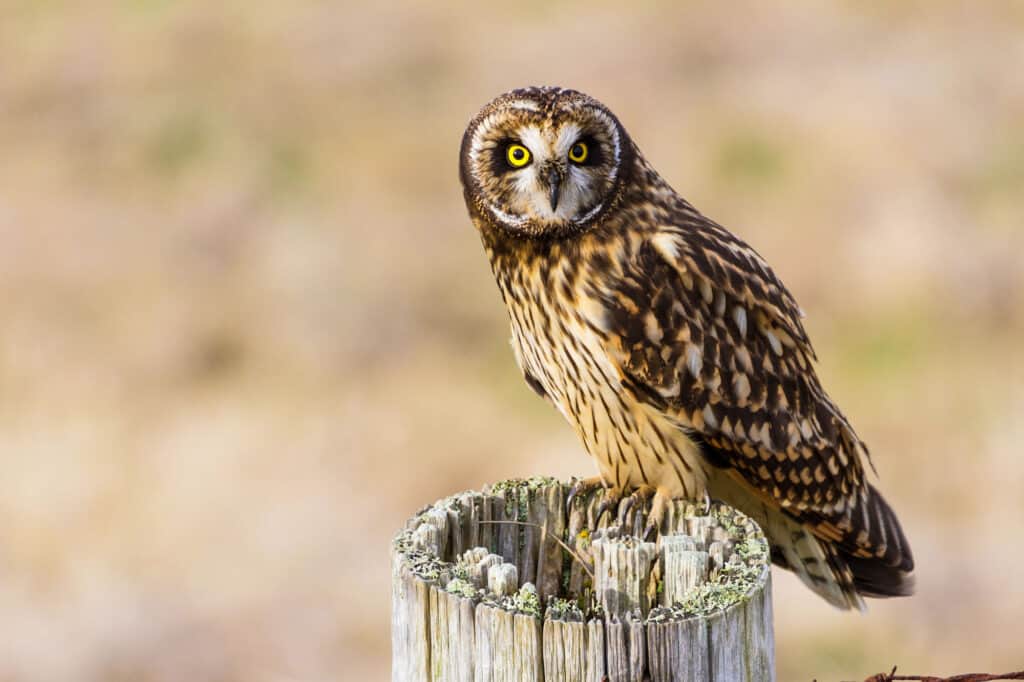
[499,263,708,498]
[501,266,619,423]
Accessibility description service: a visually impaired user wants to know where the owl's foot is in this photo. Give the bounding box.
[617,485,656,526]
[566,476,605,513]
[642,488,673,541]
[595,487,624,524]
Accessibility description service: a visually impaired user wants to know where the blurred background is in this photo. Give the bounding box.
[1,1,1022,680]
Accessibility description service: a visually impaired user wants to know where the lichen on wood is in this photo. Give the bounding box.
[391,478,774,681]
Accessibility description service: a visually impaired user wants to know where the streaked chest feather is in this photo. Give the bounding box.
[496,256,709,498]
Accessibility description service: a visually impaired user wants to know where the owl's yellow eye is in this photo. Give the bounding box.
[506,144,531,168]
[568,141,589,164]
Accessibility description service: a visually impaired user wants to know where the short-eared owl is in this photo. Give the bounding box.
[459,86,913,609]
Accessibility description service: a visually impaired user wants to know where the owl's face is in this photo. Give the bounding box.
[460,87,632,238]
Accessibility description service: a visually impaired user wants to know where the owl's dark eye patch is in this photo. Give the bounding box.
[491,139,531,175]
[571,135,603,166]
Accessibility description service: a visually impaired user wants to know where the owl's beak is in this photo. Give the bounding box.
[547,168,561,211]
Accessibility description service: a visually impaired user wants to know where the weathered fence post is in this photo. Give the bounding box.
[391,478,774,681]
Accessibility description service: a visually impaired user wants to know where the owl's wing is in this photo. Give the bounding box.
[593,217,912,580]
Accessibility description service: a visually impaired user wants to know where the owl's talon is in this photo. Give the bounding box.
[566,476,604,513]
[618,485,656,527]
[702,490,712,516]
[617,495,636,525]
[595,488,623,523]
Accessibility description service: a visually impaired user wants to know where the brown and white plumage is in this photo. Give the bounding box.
[459,86,914,609]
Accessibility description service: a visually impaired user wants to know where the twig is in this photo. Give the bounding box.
[477,519,596,582]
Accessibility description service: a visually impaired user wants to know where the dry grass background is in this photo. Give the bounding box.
[1,1,1022,680]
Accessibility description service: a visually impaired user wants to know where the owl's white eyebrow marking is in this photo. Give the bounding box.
[503,100,541,112]
[517,127,550,163]
[556,123,583,153]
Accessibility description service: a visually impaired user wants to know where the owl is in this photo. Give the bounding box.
[458,86,913,609]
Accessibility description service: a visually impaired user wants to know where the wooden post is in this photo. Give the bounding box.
[391,478,774,681]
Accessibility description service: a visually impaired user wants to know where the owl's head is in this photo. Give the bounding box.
[460,87,634,238]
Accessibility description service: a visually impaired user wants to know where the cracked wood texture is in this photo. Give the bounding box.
[391,478,774,681]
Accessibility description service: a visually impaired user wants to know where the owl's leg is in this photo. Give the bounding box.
[566,475,606,512]
[643,487,674,541]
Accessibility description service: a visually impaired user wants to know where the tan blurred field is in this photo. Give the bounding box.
[1,1,1022,680]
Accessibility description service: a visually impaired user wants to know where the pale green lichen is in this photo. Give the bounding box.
[434,494,465,513]
[489,476,559,495]
[392,531,449,583]
[673,565,757,615]
[490,476,560,521]
[648,576,756,622]
[445,577,481,600]
[504,583,541,617]
[736,537,767,562]
[545,597,584,622]
[450,562,470,582]
[408,552,448,582]
[711,504,746,536]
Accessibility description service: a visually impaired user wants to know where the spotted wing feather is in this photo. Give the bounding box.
[597,214,913,604]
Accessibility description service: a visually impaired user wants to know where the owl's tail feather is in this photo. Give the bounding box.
[760,504,867,610]
[709,472,914,610]
[845,554,915,599]
[839,484,915,599]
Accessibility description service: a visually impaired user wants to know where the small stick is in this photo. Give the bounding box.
[478,519,596,583]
